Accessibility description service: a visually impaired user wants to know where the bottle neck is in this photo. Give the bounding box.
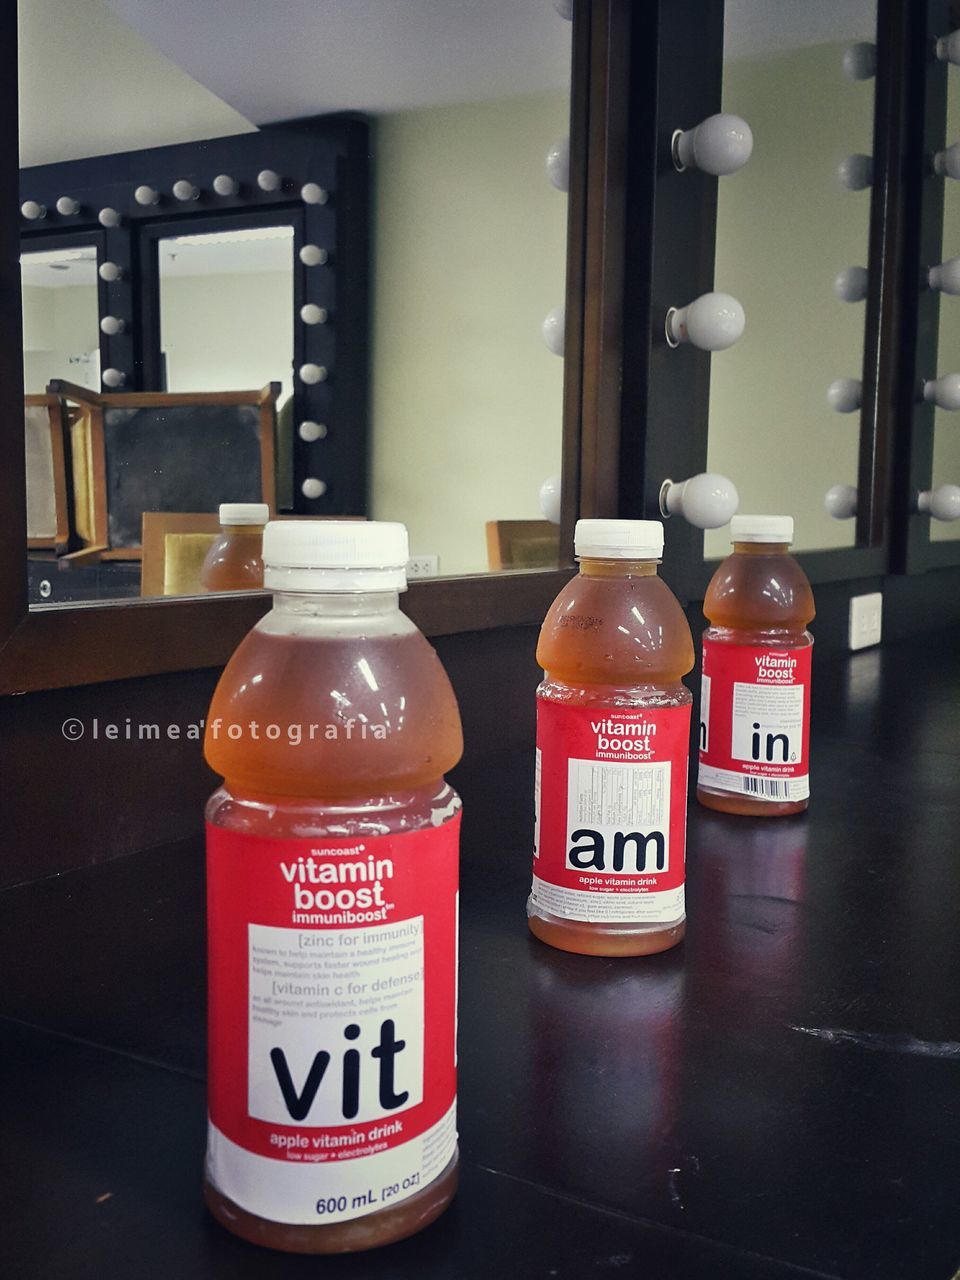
[221,523,265,537]
[732,541,790,556]
[270,589,401,618]
[579,557,660,578]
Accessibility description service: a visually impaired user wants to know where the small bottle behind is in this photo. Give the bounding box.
[697,515,815,816]
[528,519,694,957]
[203,521,463,1254]
[200,503,269,592]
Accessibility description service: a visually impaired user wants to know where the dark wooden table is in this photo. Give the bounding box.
[1,632,958,1278]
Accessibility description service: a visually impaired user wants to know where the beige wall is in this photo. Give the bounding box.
[21,283,100,392]
[706,41,873,557]
[160,270,293,401]
[369,92,568,573]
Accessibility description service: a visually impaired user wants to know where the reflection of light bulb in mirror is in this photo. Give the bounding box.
[99,207,121,227]
[102,368,126,388]
[301,182,328,205]
[134,185,160,206]
[300,304,328,325]
[837,154,873,190]
[917,485,960,520]
[827,378,862,413]
[299,363,328,384]
[99,261,123,282]
[213,173,239,196]
[257,169,282,192]
[842,42,876,79]
[672,114,753,175]
[539,475,562,525]
[659,473,739,528]
[55,196,80,216]
[20,200,45,220]
[825,483,858,518]
[923,373,960,410]
[300,244,328,266]
[666,292,745,351]
[541,306,565,356]
[100,315,126,336]
[934,143,960,180]
[937,30,960,65]
[172,180,199,201]
[834,266,868,302]
[545,138,570,191]
[302,477,328,499]
[929,256,960,294]
[299,420,328,442]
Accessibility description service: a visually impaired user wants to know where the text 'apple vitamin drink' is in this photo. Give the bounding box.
[199,503,269,592]
[203,521,463,1254]
[697,514,815,816]
[528,519,694,957]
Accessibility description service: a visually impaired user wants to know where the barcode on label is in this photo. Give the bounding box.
[742,776,789,798]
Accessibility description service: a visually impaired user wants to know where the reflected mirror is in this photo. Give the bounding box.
[931,61,960,543]
[19,0,571,604]
[705,0,877,557]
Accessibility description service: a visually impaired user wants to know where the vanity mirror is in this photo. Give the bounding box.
[16,0,574,611]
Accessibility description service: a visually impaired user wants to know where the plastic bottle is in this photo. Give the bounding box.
[199,503,269,591]
[203,521,463,1254]
[697,514,815,816]
[528,519,694,957]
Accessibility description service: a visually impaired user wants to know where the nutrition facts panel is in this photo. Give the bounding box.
[567,758,670,836]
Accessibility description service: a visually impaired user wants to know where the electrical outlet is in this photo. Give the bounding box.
[407,554,439,579]
[848,591,882,650]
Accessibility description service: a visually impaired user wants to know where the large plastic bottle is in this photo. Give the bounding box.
[697,514,815,816]
[528,519,694,957]
[199,503,269,592]
[203,521,463,1254]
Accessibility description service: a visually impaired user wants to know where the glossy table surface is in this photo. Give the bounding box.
[1,632,959,1278]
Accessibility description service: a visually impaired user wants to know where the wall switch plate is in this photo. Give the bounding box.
[849,591,883,650]
[407,554,439,579]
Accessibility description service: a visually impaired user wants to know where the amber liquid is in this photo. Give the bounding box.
[199,525,265,592]
[696,542,815,817]
[528,560,695,957]
[203,599,463,1252]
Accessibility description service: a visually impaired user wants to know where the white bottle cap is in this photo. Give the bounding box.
[219,503,270,526]
[730,514,794,544]
[574,518,664,559]
[263,520,409,591]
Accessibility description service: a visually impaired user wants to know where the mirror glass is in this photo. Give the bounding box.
[21,244,101,392]
[158,226,295,401]
[18,0,571,604]
[705,0,877,558]
[931,64,960,544]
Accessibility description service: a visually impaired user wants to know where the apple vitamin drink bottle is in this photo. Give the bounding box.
[199,503,269,592]
[697,515,815,816]
[203,520,463,1254]
[528,519,695,957]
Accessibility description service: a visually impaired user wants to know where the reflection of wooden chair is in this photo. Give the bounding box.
[48,380,278,563]
[486,520,560,570]
[140,512,222,597]
[25,395,70,553]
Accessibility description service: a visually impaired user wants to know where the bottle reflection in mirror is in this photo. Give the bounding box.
[200,503,269,592]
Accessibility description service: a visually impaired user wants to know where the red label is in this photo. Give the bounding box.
[205,816,459,1225]
[699,637,812,802]
[531,700,690,924]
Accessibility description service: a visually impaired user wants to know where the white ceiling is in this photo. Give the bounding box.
[19,0,877,169]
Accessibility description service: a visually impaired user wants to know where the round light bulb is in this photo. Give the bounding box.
[55,196,80,216]
[300,304,328,325]
[541,305,565,357]
[545,137,570,191]
[929,256,960,294]
[134,185,160,206]
[838,154,873,191]
[825,483,858,518]
[834,266,869,302]
[300,244,328,267]
[298,420,328,442]
[301,182,328,205]
[213,174,239,197]
[673,113,753,176]
[257,169,282,192]
[98,207,121,227]
[539,474,562,525]
[172,180,199,202]
[923,373,960,410]
[301,477,328,499]
[918,484,960,521]
[660,473,739,528]
[827,378,862,413]
[99,261,123,282]
[666,292,745,351]
[299,363,328,384]
[934,143,960,180]
[102,368,126,388]
[20,200,46,220]
[842,42,877,80]
[100,315,126,336]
